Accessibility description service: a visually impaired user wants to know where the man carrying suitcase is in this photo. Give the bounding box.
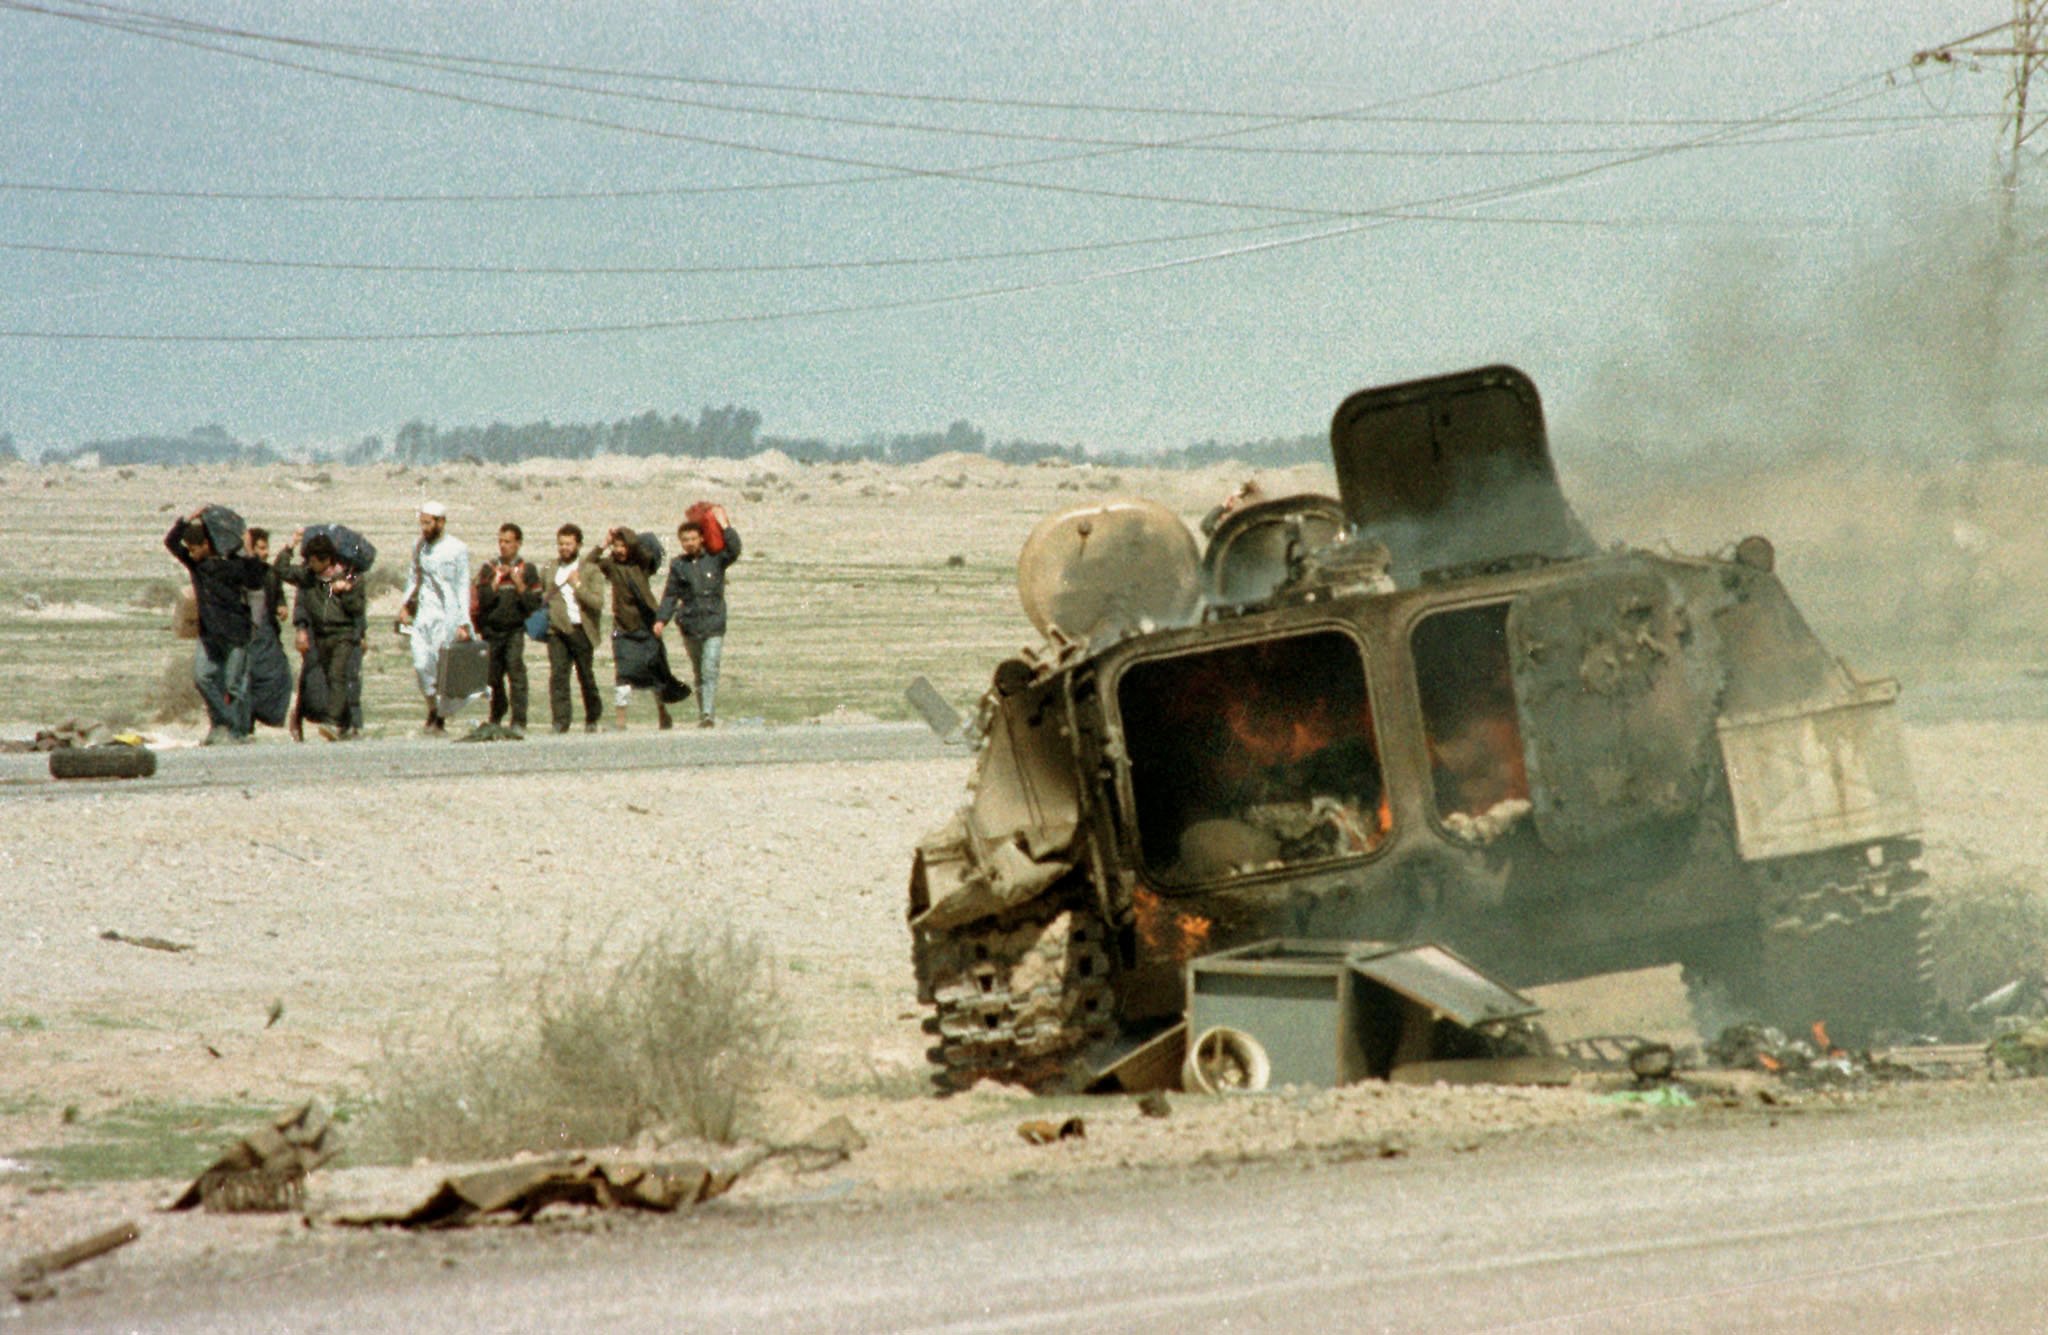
[397,501,474,734]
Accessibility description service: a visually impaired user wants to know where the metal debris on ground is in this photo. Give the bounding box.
[1989,1021,2048,1077]
[99,930,194,954]
[1557,1034,1666,1072]
[170,1100,338,1214]
[1017,1117,1086,1145]
[342,1156,738,1229]
[9,1221,140,1304]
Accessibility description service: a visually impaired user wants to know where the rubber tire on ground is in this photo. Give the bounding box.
[48,746,157,781]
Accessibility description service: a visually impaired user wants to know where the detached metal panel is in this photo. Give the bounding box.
[1349,943,1540,1029]
[1717,681,1920,861]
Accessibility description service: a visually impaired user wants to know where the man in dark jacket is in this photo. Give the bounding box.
[164,506,265,744]
[242,527,295,733]
[594,526,690,730]
[275,530,368,740]
[470,522,543,738]
[653,515,741,727]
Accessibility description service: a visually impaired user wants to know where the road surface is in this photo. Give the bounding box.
[0,722,951,798]
[41,1092,2048,1333]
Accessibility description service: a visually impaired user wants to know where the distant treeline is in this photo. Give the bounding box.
[26,406,1329,471]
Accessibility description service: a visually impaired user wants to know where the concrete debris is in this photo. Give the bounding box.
[10,1221,139,1304]
[1017,1117,1085,1145]
[342,1156,737,1228]
[765,1116,866,1173]
[0,718,118,753]
[170,1100,338,1214]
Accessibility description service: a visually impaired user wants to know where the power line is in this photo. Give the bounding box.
[0,0,1814,222]
[0,65,1935,343]
[33,0,1957,163]
[0,210,1858,280]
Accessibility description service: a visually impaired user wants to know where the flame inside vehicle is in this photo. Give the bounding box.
[1117,630,1387,886]
[1132,888,1213,961]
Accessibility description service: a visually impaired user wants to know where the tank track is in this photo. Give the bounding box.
[1757,854,1936,1046]
[919,904,1115,1093]
[1686,847,1935,1047]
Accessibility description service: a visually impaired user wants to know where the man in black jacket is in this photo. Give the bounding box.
[164,506,265,745]
[653,516,741,728]
[275,530,368,740]
[471,522,543,738]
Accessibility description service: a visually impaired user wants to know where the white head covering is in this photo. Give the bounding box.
[418,501,448,519]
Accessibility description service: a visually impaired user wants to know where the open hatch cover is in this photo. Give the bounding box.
[1328,364,1592,584]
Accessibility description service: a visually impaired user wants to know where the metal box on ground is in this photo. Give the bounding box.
[1185,938,1542,1091]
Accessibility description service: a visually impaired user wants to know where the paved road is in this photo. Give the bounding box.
[0,722,952,797]
[52,1097,2048,1333]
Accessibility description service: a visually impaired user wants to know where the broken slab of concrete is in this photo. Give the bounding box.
[341,1156,737,1228]
[169,1100,337,1213]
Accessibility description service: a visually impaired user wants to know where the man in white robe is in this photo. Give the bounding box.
[397,501,474,733]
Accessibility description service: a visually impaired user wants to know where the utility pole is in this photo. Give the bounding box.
[1915,2,2048,241]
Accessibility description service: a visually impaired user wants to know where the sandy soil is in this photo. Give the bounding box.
[2,713,2045,1293]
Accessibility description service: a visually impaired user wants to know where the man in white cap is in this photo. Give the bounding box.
[397,501,473,733]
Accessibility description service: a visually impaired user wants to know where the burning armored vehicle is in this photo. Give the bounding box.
[909,365,1932,1091]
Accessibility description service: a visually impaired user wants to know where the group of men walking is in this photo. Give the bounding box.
[165,500,739,743]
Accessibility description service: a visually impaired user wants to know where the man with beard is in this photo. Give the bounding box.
[469,522,542,739]
[397,501,473,734]
[593,526,690,730]
[543,523,606,734]
[163,505,265,745]
[652,512,741,728]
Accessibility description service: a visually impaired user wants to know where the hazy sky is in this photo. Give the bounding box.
[0,0,2020,455]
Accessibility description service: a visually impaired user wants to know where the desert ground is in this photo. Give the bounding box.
[5,449,2048,1323]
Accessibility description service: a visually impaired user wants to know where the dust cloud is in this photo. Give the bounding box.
[1560,198,2048,478]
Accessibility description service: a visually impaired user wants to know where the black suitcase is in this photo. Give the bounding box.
[433,639,491,716]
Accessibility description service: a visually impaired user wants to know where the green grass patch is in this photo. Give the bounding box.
[16,1099,276,1183]
[0,1014,46,1033]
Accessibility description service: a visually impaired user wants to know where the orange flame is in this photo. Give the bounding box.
[1133,888,1213,962]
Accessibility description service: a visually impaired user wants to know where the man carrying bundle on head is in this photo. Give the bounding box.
[593,525,690,730]
[163,504,265,745]
[652,505,740,729]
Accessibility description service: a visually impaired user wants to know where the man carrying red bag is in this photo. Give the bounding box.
[653,503,740,728]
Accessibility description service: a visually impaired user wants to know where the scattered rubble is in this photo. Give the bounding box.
[170,1100,337,1214]
[342,1156,738,1228]
[1016,1118,1086,1145]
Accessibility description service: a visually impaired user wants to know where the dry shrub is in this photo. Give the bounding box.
[130,579,180,611]
[1927,872,2048,1012]
[143,651,203,723]
[361,565,407,599]
[365,926,784,1163]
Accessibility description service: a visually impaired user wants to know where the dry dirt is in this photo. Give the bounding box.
[6,450,2048,1301]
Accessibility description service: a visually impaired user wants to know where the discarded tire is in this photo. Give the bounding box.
[48,746,157,781]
